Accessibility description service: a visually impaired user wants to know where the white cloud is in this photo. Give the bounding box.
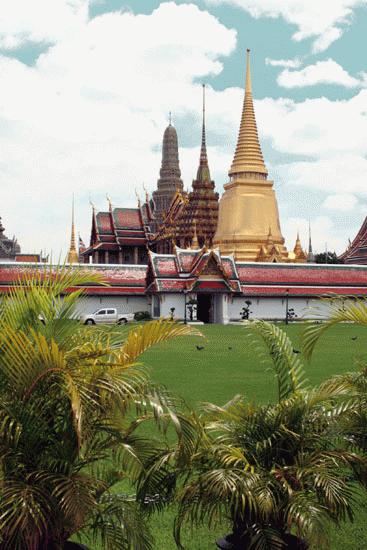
[312,27,343,54]
[282,216,346,254]
[205,0,367,51]
[257,92,367,160]
[265,57,302,69]
[277,59,364,89]
[0,2,237,257]
[1,1,366,259]
[0,0,89,49]
[275,155,367,197]
[323,193,358,211]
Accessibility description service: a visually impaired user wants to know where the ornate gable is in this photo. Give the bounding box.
[147,246,241,294]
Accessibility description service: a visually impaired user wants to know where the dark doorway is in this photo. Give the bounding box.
[197,294,213,323]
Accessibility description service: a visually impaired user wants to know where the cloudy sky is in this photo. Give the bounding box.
[1,0,367,259]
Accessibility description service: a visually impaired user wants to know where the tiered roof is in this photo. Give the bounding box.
[340,216,367,265]
[82,201,153,256]
[147,246,241,293]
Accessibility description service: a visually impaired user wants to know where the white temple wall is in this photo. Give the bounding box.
[228,296,337,321]
[75,295,149,316]
[74,294,340,321]
[156,293,186,320]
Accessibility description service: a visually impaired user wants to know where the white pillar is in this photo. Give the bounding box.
[221,294,229,325]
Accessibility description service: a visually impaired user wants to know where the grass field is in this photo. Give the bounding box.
[85,322,367,549]
[141,322,367,550]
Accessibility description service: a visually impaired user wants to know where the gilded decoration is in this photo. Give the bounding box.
[213,50,289,263]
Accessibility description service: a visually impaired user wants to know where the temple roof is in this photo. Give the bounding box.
[340,216,367,265]
[0,216,21,259]
[0,263,147,295]
[2,260,367,297]
[85,202,152,254]
[147,247,241,293]
[229,50,268,178]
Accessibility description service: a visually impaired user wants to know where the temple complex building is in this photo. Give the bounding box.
[213,50,288,262]
[2,257,367,323]
[0,215,45,262]
[0,216,21,261]
[80,51,310,266]
[151,117,185,232]
[287,232,307,263]
[340,216,367,264]
[151,85,219,252]
[81,199,153,264]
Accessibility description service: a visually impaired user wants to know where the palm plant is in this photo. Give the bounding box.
[0,266,199,550]
[145,320,367,550]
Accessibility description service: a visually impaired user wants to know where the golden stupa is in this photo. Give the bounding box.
[213,49,288,262]
[67,197,79,264]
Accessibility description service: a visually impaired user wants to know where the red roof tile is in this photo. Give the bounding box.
[113,208,142,230]
[237,264,367,286]
[96,212,113,235]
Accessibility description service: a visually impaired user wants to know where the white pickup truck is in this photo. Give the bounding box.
[80,308,135,325]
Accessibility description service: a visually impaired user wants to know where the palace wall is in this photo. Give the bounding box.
[228,296,333,321]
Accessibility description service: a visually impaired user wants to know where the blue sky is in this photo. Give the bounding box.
[1,0,367,257]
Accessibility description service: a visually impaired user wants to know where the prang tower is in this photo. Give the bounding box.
[213,50,288,262]
[152,117,184,231]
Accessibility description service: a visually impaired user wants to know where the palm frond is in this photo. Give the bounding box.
[118,319,201,363]
[244,320,307,401]
[301,297,367,360]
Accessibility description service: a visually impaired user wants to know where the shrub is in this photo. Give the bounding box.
[134,310,152,321]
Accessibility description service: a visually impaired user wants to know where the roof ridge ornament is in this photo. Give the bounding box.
[135,188,141,208]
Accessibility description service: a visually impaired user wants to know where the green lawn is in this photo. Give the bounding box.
[86,322,367,549]
[142,322,367,550]
[143,322,367,408]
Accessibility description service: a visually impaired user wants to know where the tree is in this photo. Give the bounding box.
[315,251,343,264]
[146,320,367,550]
[0,266,198,550]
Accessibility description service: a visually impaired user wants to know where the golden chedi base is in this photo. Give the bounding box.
[213,177,288,262]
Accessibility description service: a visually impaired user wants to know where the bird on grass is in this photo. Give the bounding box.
[196,345,205,351]
[351,336,358,341]
[293,348,300,354]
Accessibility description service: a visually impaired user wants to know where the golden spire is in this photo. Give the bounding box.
[67,196,79,264]
[229,49,267,178]
[192,219,199,248]
[196,83,211,182]
[293,229,307,261]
